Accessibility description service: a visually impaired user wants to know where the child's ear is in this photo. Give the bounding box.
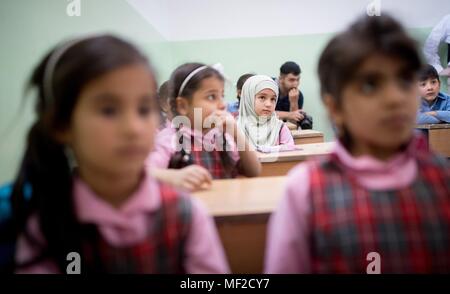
[175,97,190,116]
[323,94,344,128]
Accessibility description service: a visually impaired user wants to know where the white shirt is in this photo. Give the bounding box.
[423,14,450,73]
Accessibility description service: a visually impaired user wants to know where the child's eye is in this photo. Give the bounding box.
[361,80,378,95]
[207,94,216,101]
[100,106,117,117]
[138,105,152,116]
[271,98,277,103]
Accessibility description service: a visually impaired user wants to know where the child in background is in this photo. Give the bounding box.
[157,80,173,129]
[148,63,261,192]
[416,64,450,124]
[237,75,294,149]
[4,35,229,273]
[227,73,255,117]
[265,15,450,273]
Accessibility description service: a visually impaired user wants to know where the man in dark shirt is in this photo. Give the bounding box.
[275,61,306,124]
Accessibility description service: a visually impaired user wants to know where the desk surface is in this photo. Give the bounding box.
[416,123,450,130]
[257,142,335,163]
[291,129,324,138]
[193,176,286,218]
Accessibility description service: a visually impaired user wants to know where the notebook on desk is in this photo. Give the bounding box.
[256,145,301,153]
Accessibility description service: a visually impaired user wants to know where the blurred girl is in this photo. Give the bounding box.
[265,15,450,274]
[5,35,228,273]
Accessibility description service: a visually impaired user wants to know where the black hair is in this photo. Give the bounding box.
[168,63,224,116]
[418,64,440,82]
[157,80,171,124]
[10,35,155,272]
[158,80,170,104]
[236,73,255,99]
[280,61,301,76]
[318,14,422,105]
[317,14,422,147]
[237,73,255,91]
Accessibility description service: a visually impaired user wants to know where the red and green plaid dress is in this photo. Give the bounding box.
[308,151,450,273]
[81,183,192,273]
[170,132,240,179]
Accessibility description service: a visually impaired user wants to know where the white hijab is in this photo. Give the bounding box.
[237,75,285,148]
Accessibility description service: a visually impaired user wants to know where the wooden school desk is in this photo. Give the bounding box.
[193,176,287,274]
[257,142,335,177]
[291,129,325,145]
[415,123,450,157]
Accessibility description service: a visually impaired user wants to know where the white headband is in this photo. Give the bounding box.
[43,34,99,106]
[177,63,225,97]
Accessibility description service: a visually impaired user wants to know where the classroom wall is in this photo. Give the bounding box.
[127,0,450,41]
[0,0,171,184]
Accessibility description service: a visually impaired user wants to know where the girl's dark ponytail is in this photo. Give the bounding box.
[11,50,81,271]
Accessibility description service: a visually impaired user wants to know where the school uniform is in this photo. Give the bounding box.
[277,124,295,146]
[148,126,241,179]
[227,101,239,114]
[265,135,450,273]
[15,170,229,273]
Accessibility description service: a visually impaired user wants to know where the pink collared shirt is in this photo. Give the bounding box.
[15,173,230,274]
[277,125,295,146]
[264,139,420,273]
[147,126,240,169]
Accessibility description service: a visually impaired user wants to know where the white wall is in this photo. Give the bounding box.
[127,0,450,41]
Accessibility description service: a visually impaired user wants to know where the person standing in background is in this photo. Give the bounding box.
[423,14,450,89]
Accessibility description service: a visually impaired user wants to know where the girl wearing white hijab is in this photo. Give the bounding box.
[237,75,294,149]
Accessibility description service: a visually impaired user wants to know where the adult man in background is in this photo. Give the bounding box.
[275,61,312,129]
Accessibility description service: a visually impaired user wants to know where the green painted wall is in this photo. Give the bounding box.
[0,0,171,184]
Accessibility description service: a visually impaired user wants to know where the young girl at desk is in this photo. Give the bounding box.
[147,63,261,192]
[265,15,450,273]
[237,75,295,152]
[3,35,228,273]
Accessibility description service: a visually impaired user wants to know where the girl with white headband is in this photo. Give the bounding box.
[147,63,261,191]
[237,75,294,149]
